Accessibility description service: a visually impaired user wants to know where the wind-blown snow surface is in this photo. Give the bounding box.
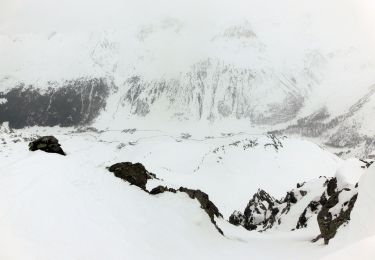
[0,126,364,260]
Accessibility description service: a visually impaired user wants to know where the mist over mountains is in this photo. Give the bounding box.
[1,0,375,156]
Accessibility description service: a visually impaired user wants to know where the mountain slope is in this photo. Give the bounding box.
[0,126,353,260]
[1,0,375,138]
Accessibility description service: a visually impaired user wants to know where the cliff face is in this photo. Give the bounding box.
[114,59,306,124]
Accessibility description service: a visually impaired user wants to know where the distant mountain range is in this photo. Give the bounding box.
[1,1,375,157]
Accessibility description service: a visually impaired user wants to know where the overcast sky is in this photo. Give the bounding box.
[0,0,371,35]
[1,0,375,94]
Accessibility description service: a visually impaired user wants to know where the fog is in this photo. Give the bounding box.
[0,0,370,38]
[1,0,375,88]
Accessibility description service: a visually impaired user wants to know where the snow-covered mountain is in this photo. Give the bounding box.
[1,0,375,158]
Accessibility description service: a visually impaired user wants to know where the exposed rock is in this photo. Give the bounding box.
[229,211,245,226]
[230,189,280,231]
[359,159,374,169]
[230,175,359,241]
[178,187,223,221]
[150,185,224,235]
[108,165,224,235]
[230,184,313,232]
[317,189,358,245]
[326,177,338,197]
[296,178,343,232]
[284,191,298,204]
[296,200,320,229]
[149,186,176,195]
[29,136,66,155]
[108,162,156,190]
[294,177,360,244]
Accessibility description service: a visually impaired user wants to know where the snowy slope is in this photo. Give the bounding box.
[0,126,357,260]
[1,1,375,258]
[75,130,340,217]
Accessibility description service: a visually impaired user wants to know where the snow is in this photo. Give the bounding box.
[346,165,375,241]
[0,127,347,259]
[78,131,340,217]
[321,235,375,260]
[0,153,222,260]
[335,158,364,187]
[1,0,375,258]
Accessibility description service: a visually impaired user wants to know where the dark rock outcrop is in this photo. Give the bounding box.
[296,178,339,231]
[296,177,359,244]
[296,200,320,229]
[284,191,298,204]
[29,136,66,155]
[150,185,224,235]
[230,175,359,243]
[108,163,224,235]
[229,189,281,231]
[107,161,224,235]
[149,185,176,195]
[178,187,223,223]
[229,211,246,226]
[229,184,310,232]
[317,188,358,245]
[108,162,157,190]
[326,177,338,197]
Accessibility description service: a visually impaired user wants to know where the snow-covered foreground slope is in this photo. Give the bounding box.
[1,126,370,259]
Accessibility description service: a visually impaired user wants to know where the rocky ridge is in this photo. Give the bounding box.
[107,162,224,235]
[229,175,360,244]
